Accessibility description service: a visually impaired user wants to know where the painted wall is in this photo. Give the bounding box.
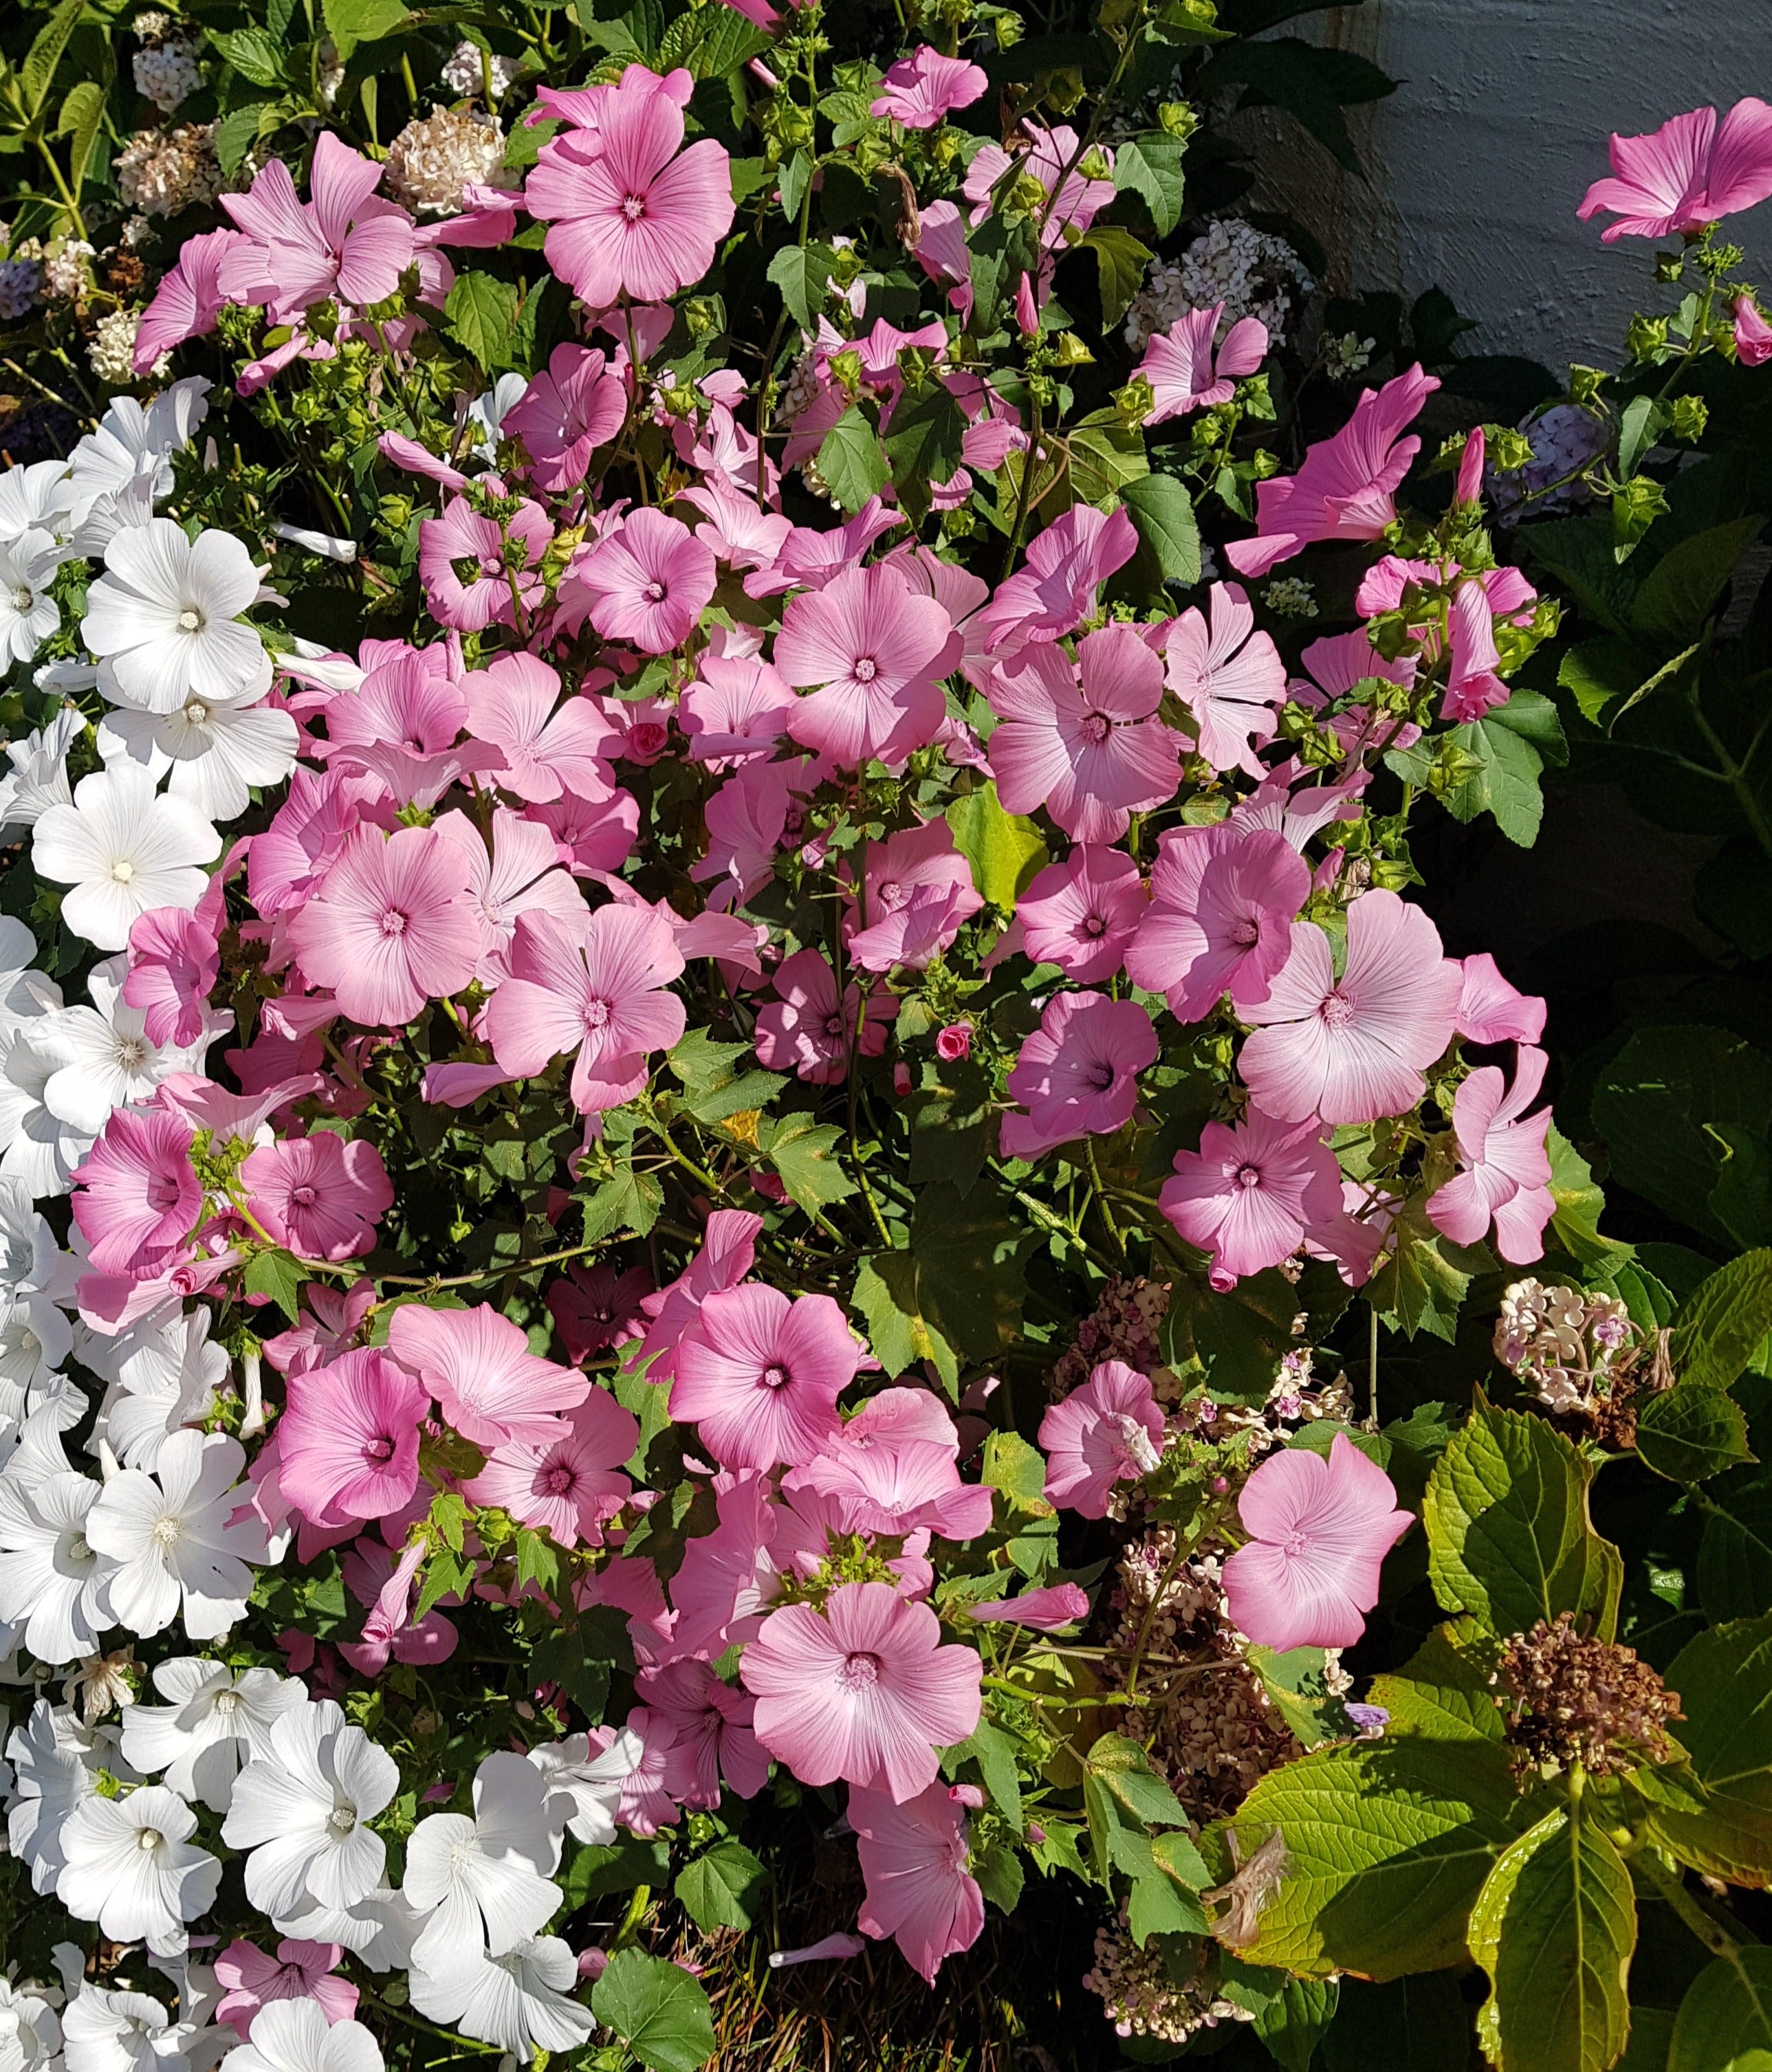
[1232,0,1772,376]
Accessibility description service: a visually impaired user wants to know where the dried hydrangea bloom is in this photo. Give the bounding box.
[384,107,507,216]
[1495,1613,1682,1779]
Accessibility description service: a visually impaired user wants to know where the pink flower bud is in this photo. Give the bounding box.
[935,1022,972,1061]
[893,1062,912,1096]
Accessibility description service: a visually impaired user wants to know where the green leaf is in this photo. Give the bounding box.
[580,1167,664,1242]
[981,1429,1051,1513]
[849,1251,959,1391]
[1698,1478,1772,1621]
[1086,1732,1190,1828]
[590,1949,716,2072]
[1441,709,1549,846]
[1254,1978,1340,2072]
[1423,1402,1623,1641]
[1106,1825,1211,1943]
[882,380,970,525]
[1467,1805,1635,2072]
[1369,1206,1480,1343]
[657,2,771,77]
[945,782,1047,912]
[1075,225,1152,328]
[910,1184,1029,1363]
[1674,1252,1772,1391]
[1217,1736,1533,1979]
[1629,519,1764,650]
[959,1718,1023,1829]
[1113,133,1188,236]
[1637,1616,1772,1884]
[1121,471,1203,588]
[767,242,838,331]
[1527,515,1639,637]
[816,405,888,514]
[21,0,81,118]
[54,80,105,196]
[1557,637,1654,727]
[1668,1950,1772,2072]
[1618,395,1668,482]
[965,213,1040,336]
[560,1833,670,1906]
[214,104,271,179]
[1547,1127,1634,1274]
[1637,1383,1754,1483]
[321,0,413,56]
[444,272,521,373]
[666,1028,785,1124]
[1364,1624,1505,1743]
[1060,407,1149,509]
[756,1113,857,1216]
[1320,1974,1473,2071]
[972,1840,1025,1914]
[243,1248,305,1325]
[210,25,288,86]
[675,1839,768,1932]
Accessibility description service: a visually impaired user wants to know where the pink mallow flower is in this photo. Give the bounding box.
[1443,578,1511,724]
[1157,581,1287,778]
[987,623,1180,842]
[1238,889,1461,1127]
[1124,822,1309,1024]
[754,948,893,1085]
[1454,953,1545,1046]
[849,821,983,972]
[740,1580,982,1803]
[1736,296,1772,365]
[1038,1360,1164,1518]
[276,1348,430,1526]
[418,496,551,635]
[778,562,956,769]
[670,1284,861,1470]
[124,905,219,1048]
[1000,991,1158,1160]
[287,825,482,1029]
[483,905,687,1116]
[219,133,414,321]
[851,1782,985,1985]
[547,1260,652,1364]
[638,1660,768,1808]
[967,1583,1091,1630]
[869,47,988,129]
[133,228,237,370]
[388,1300,590,1448]
[1161,1107,1343,1290]
[1578,100,1772,242]
[1225,366,1439,580]
[240,1134,393,1262]
[503,343,628,492]
[569,509,717,655]
[464,1390,639,1547]
[464,652,616,805]
[525,67,736,306]
[1427,1044,1555,1264]
[214,1939,358,2038]
[72,1107,201,1279]
[1222,1433,1412,1651]
[1139,303,1269,423]
[1017,846,1145,983]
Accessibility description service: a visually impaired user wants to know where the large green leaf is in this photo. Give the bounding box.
[945,782,1047,912]
[909,1184,1029,1363]
[1216,1737,1535,1979]
[444,272,521,373]
[816,405,888,514]
[1467,1806,1635,2072]
[1121,470,1203,588]
[1667,1950,1772,2072]
[1674,1252,1772,1391]
[755,1113,857,1216]
[1365,1624,1505,1743]
[1636,1617,1772,1885]
[1423,1402,1624,1641]
[882,380,969,524]
[1636,1383,1754,1484]
[321,0,412,56]
[1628,519,1765,650]
[675,1839,768,1932]
[590,1950,717,2072]
[849,1250,959,1391]
[1254,1978,1340,2072]
[1698,1477,1772,1620]
[766,243,838,331]
[1114,133,1188,235]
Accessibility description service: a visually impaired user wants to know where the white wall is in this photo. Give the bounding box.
[1233,0,1772,376]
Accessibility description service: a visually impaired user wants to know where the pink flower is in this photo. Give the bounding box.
[666,1471,779,1660]
[1139,304,1268,423]
[219,133,415,320]
[434,808,587,981]
[638,1660,768,1807]
[340,1534,457,1675]
[526,67,736,305]
[935,1023,971,1062]
[288,825,482,1028]
[1456,426,1487,506]
[851,1783,985,1984]
[741,1580,982,1802]
[987,624,1180,841]
[503,344,628,492]
[1238,889,1462,1126]
[628,1209,761,1391]
[240,1134,393,1262]
[1038,1360,1164,1517]
[464,654,616,804]
[778,563,956,768]
[963,122,1114,251]
[967,1583,1091,1629]
[547,1260,652,1363]
[754,947,893,1085]
[1454,953,1545,1045]
[1000,991,1157,1160]
[133,228,237,370]
[869,47,988,128]
[1161,1107,1343,1290]
[72,1107,201,1279]
[849,821,983,972]
[1016,846,1145,982]
[525,783,641,877]
[1223,1433,1412,1650]
[263,1281,376,1378]
[214,1939,358,2038]
[123,906,219,1048]
[389,1301,589,1448]
[1578,100,1772,241]
[974,505,1137,657]
[418,496,551,634]
[463,1390,638,1545]
[1443,579,1510,724]
[1157,581,1287,777]
[1225,366,1439,579]
[1737,295,1772,364]
[1124,821,1309,1022]
[483,905,687,1116]
[1427,1044,1555,1264]
[277,1348,430,1525]
[569,509,717,655]
[670,1284,860,1469]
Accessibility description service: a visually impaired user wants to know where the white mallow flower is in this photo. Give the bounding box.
[528,1728,642,1847]
[0,1461,111,1662]
[96,1306,230,1473]
[0,1285,74,1411]
[30,763,221,953]
[85,1429,268,1641]
[56,1783,221,1946]
[223,1699,400,1920]
[120,1655,303,1813]
[0,709,81,846]
[5,1697,131,1893]
[0,531,66,664]
[61,1986,195,2072]
[72,464,159,561]
[222,1998,382,2072]
[67,380,210,526]
[100,690,299,824]
[274,1886,419,1971]
[0,1020,89,1197]
[408,1935,594,2062]
[0,1974,64,2072]
[43,954,225,1140]
[0,1170,63,1295]
[83,519,272,715]
[402,1750,562,1973]
[0,456,74,547]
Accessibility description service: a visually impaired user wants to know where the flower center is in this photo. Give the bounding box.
[1083,912,1107,938]
[111,859,135,883]
[291,1184,317,1208]
[838,1651,881,1689]
[1234,1162,1262,1190]
[481,555,505,580]
[582,997,611,1032]
[622,195,646,222]
[380,907,407,938]
[136,1827,163,1852]
[147,1173,184,1211]
[117,1036,151,1070]
[1319,991,1355,1031]
[644,580,668,602]
[1080,712,1111,745]
[760,1362,791,1390]
[328,1805,357,1835]
[542,1463,576,1496]
[824,1013,846,1038]
[151,1514,182,1548]
[213,1690,240,1717]
[10,586,32,613]
[1087,1060,1116,1092]
[177,606,205,634]
[69,1535,91,1563]
[364,1433,395,1464]
[853,657,878,683]
[1230,916,1260,948]
[183,698,210,726]
[1282,1531,1309,1558]
[877,879,908,911]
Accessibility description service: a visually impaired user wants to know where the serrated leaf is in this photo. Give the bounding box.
[667,1027,785,1124]
[1637,1383,1753,1483]
[945,782,1047,912]
[444,272,521,373]
[657,3,770,77]
[243,1248,305,1325]
[1368,1202,1480,1343]
[1674,1251,1772,1391]
[1113,133,1188,236]
[580,1167,664,1242]
[1698,1478,1772,1622]
[850,1252,959,1391]
[1106,1824,1211,1943]
[215,104,271,178]
[322,0,412,56]
[210,25,287,86]
[675,1838,767,1932]
[1546,1126,1634,1274]
[1635,1616,1772,1884]
[590,1949,716,2072]
[910,1183,1029,1363]
[21,0,82,119]
[1075,225,1152,328]
[54,80,105,197]
[1668,1950,1772,2072]
[883,379,969,525]
[981,1429,1050,1513]
[816,404,888,514]
[1628,518,1764,650]
[959,1718,1023,1829]
[1087,1732,1190,1828]
[1366,1624,1505,1743]
[756,1112,857,1215]
[1120,470,1202,587]
[972,1841,1025,1914]
[767,241,838,331]
[1060,407,1150,511]
[561,1833,670,1907]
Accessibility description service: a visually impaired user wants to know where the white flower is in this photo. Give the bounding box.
[402,1750,562,1972]
[100,691,299,824]
[408,1936,593,2062]
[96,1306,230,1473]
[120,1655,303,1812]
[83,520,272,716]
[67,386,208,531]
[272,1886,419,1971]
[0,709,82,847]
[465,373,527,460]
[31,764,221,952]
[72,466,159,562]
[61,1987,194,2072]
[440,38,516,98]
[270,525,358,563]
[527,1728,642,1847]
[0,531,65,664]
[5,1697,129,1893]
[0,1974,64,2072]
[0,1462,110,1662]
[0,1021,89,1196]
[221,1999,382,2072]
[85,1429,267,1641]
[42,955,225,1140]
[0,458,73,549]
[223,1699,400,1920]
[0,1286,74,1411]
[56,1783,221,1946]
[0,1171,63,1295]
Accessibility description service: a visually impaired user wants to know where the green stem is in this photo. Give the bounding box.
[1637,1849,1746,1959]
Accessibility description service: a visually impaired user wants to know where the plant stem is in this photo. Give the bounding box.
[1637,1849,1748,1959]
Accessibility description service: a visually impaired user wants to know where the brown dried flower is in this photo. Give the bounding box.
[1494,1612,1682,1778]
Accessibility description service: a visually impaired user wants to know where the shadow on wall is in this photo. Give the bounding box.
[1225,0,1772,369]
